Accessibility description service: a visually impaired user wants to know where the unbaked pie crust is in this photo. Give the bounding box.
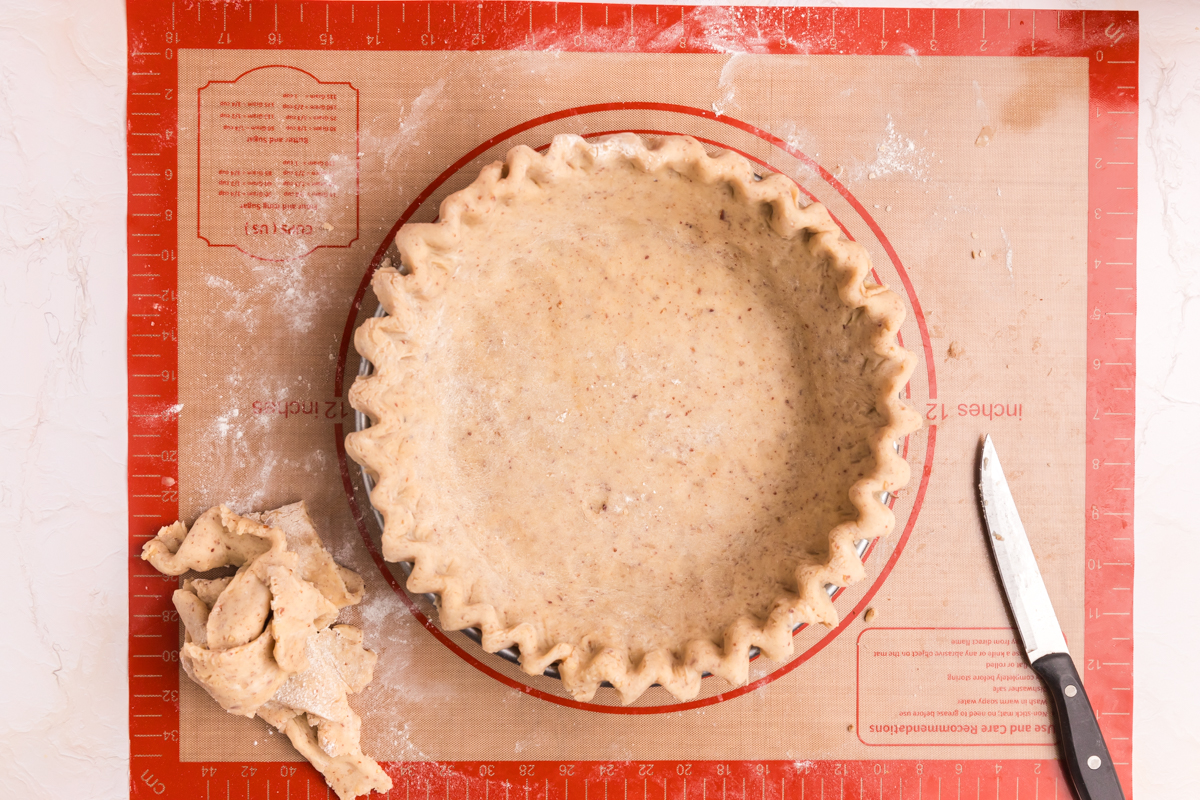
[347,134,920,704]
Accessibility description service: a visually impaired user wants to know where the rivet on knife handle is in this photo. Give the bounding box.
[1030,653,1124,800]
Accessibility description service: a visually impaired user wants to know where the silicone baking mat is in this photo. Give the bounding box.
[126,3,1137,798]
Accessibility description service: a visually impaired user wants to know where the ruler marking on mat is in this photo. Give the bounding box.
[127,3,181,775]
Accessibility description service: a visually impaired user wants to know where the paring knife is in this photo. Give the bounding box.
[977,435,1125,800]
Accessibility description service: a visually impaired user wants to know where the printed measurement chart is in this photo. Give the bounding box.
[126,3,1137,799]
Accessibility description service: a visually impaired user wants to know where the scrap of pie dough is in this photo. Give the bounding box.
[143,505,284,575]
[142,502,392,800]
[250,502,366,609]
[347,133,922,704]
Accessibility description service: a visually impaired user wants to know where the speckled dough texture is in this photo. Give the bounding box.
[347,134,920,704]
[142,503,392,800]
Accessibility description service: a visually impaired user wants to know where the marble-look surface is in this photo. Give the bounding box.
[1,0,1196,797]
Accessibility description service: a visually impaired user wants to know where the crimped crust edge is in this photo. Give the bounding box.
[346,134,922,704]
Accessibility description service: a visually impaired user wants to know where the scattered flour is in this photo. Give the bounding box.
[691,5,779,53]
[378,78,447,173]
[847,115,932,183]
[1000,227,1014,279]
[773,120,822,188]
[973,80,991,122]
[204,259,323,335]
[711,52,747,117]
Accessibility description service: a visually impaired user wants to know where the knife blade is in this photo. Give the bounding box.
[978,435,1125,800]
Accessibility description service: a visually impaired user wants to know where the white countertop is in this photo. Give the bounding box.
[1,0,1197,797]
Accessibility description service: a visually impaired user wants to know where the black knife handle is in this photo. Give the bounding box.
[1031,653,1125,800]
